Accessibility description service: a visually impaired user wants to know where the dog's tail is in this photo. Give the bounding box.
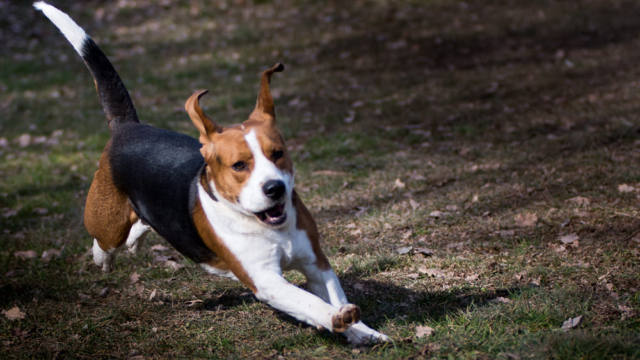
[34,1,139,132]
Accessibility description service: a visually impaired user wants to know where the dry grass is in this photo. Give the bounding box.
[1,0,640,358]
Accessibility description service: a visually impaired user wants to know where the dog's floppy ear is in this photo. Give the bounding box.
[249,63,284,124]
[185,90,223,144]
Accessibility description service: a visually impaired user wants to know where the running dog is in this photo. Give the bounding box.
[34,1,388,345]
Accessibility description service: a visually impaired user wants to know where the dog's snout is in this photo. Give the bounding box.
[263,180,285,200]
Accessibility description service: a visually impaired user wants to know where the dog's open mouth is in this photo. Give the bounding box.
[254,203,287,226]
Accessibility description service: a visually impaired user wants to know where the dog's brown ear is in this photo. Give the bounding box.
[185,90,223,143]
[249,63,284,123]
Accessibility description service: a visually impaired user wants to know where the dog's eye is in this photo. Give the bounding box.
[232,161,246,171]
[272,150,284,161]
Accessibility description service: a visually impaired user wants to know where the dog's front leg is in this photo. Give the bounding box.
[251,270,361,332]
[302,264,390,345]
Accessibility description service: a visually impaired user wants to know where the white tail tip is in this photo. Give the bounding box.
[33,1,88,56]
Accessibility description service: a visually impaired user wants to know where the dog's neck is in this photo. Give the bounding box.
[199,165,217,201]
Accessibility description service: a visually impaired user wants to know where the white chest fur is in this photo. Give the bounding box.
[197,184,317,274]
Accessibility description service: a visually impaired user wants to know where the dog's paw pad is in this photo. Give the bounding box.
[332,304,361,332]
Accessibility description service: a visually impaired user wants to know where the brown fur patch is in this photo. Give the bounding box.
[192,199,257,293]
[252,123,293,174]
[84,142,134,251]
[292,190,331,271]
[332,304,362,332]
[203,129,254,204]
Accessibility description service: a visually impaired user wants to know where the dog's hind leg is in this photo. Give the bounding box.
[84,148,134,272]
[126,216,151,254]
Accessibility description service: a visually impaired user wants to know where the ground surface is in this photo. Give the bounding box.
[1,0,639,358]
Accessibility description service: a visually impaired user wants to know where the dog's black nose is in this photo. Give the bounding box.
[263,180,286,200]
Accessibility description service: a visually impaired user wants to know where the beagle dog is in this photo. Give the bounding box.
[34,1,388,345]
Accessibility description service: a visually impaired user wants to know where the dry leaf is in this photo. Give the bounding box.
[32,208,49,215]
[402,230,413,240]
[150,244,169,252]
[2,307,26,321]
[429,210,444,219]
[618,305,635,321]
[155,254,184,270]
[14,250,37,260]
[572,209,588,217]
[447,241,465,249]
[465,274,479,281]
[130,272,141,284]
[560,233,579,244]
[409,172,427,181]
[350,229,362,237]
[515,213,537,227]
[396,246,413,255]
[134,284,145,297]
[163,260,184,270]
[393,178,406,190]
[2,208,18,218]
[149,289,157,301]
[415,248,434,257]
[406,273,420,279]
[575,260,590,268]
[409,199,420,210]
[415,325,435,338]
[494,230,515,237]
[41,249,61,263]
[17,134,31,147]
[423,268,445,277]
[445,204,458,211]
[185,299,203,307]
[561,315,583,331]
[11,327,29,338]
[344,109,356,123]
[490,297,511,304]
[566,196,590,207]
[618,184,637,193]
[97,287,109,298]
[514,273,525,281]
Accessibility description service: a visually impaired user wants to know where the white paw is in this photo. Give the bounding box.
[344,321,390,345]
[92,239,116,272]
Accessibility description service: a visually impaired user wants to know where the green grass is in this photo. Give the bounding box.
[2,0,640,358]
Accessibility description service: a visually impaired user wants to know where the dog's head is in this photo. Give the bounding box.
[186,63,293,227]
